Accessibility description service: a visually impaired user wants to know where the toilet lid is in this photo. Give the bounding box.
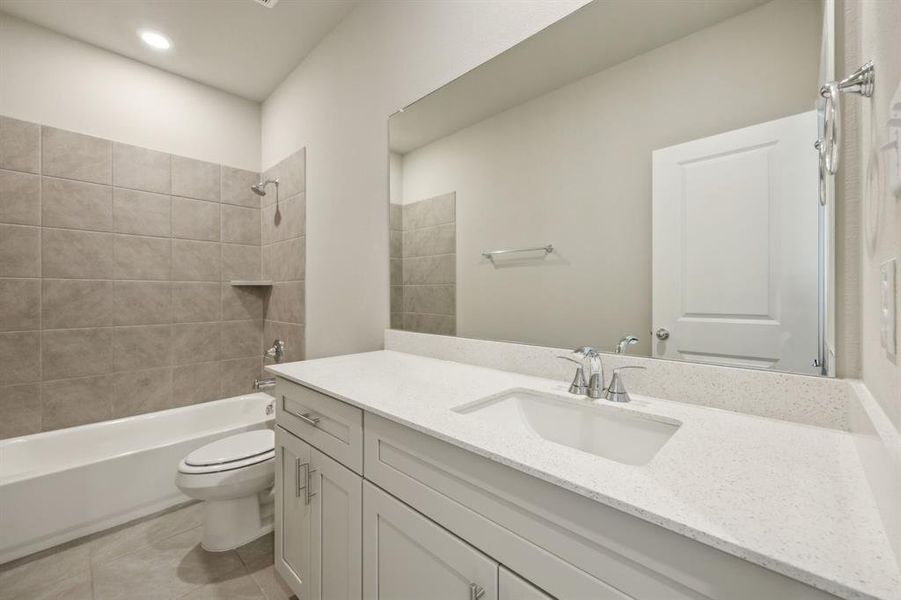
[185,429,274,467]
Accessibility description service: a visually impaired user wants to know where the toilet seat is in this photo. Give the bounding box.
[178,430,275,475]
[178,451,275,475]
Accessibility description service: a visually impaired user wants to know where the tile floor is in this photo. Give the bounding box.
[0,502,295,600]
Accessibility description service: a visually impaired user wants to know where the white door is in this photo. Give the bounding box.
[275,426,312,598]
[652,111,819,374]
[309,447,363,600]
[363,481,498,600]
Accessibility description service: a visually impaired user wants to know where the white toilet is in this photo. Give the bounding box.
[175,429,276,552]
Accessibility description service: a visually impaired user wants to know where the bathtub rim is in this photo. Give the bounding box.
[0,392,275,485]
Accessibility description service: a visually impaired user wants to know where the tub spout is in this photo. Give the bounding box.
[253,377,277,391]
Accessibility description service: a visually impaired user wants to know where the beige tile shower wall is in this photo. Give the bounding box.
[389,203,403,329]
[394,192,456,335]
[0,115,266,439]
[261,148,306,367]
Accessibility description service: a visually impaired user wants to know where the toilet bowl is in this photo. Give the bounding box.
[175,429,275,552]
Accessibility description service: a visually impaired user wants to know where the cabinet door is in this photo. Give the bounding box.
[310,447,362,600]
[275,426,312,598]
[499,566,554,600]
[363,481,497,600]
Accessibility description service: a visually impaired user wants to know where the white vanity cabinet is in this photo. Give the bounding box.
[363,482,553,600]
[499,567,554,600]
[274,377,840,600]
[310,446,363,600]
[363,481,498,600]
[275,380,364,600]
[274,426,312,598]
[277,379,363,474]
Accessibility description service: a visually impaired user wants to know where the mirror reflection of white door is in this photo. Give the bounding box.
[652,111,819,374]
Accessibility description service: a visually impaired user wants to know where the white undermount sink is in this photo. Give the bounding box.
[454,389,680,466]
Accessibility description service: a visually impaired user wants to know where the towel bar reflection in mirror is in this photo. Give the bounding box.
[481,245,554,260]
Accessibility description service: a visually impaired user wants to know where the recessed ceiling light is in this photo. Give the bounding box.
[139,30,171,51]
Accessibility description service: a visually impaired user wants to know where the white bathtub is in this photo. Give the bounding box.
[0,392,274,564]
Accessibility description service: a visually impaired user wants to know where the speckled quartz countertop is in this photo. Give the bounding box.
[267,350,900,600]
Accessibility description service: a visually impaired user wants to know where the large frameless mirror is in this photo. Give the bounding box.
[388,0,835,376]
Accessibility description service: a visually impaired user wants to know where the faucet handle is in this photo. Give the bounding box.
[573,346,602,374]
[604,366,646,403]
[557,356,588,395]
[265,339,285,363]
[573,347,604,398]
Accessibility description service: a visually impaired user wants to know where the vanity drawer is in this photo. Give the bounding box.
[276,378,363,474]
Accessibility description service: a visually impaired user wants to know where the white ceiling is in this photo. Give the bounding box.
[0,0,357,102]
[390,0,770,154]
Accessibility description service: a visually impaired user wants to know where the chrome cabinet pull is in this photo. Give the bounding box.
[281,396,321,427]
[295,459,305,498]
[298,412,320,427]
[304,462,317,506]
[295,461,317,504]
[469,583,485,600]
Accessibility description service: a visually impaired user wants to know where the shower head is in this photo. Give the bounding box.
[250,178,279,196]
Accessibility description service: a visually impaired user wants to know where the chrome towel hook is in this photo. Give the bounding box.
[820,61,875,175]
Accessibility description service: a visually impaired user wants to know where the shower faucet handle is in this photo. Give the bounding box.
[265,339,285,363]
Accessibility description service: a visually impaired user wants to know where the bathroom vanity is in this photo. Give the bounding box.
[261,4,901,596]
[267,350,898,600]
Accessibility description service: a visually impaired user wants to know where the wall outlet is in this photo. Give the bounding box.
[880,258,896,360]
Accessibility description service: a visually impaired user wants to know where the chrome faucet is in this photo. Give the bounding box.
[573,347,604,399]
[254,377,277,391]
[614,335,639,355]
[253,339,286,391]
[561,346,645,403]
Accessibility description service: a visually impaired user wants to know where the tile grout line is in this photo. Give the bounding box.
[38,222,262,246]
[105,140,115,420]
[38,123,44,429]
[0,317,268,335]
[91,526,209,587]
